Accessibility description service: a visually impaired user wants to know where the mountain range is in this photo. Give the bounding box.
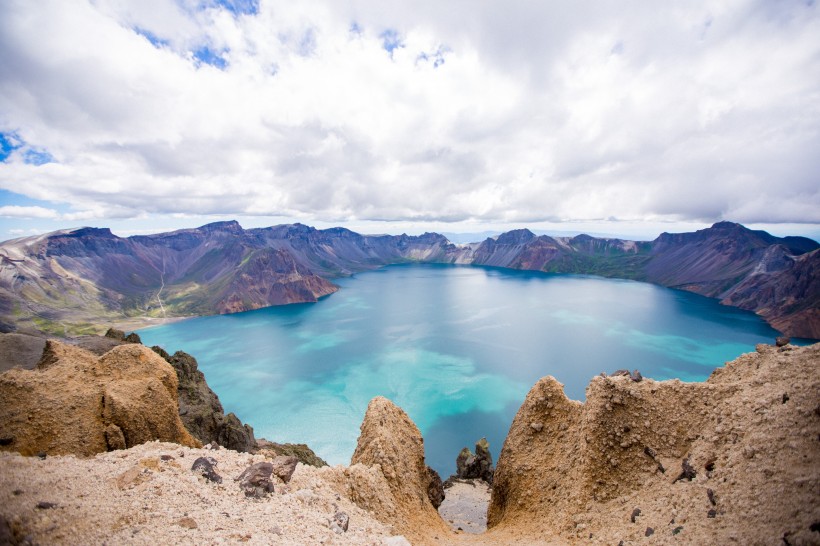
[0,221,817,338]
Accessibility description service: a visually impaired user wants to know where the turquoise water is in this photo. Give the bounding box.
[138,264,795,476]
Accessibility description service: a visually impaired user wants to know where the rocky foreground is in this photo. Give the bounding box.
[1,342,819,545]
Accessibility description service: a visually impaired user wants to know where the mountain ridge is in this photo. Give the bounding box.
[0,221,817,338]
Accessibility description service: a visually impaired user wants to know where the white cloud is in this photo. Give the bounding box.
[0,0,818,229]
[0,205,59,219]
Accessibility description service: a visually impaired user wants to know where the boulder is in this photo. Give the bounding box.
[270,455,299,483]
[236,461,274,497]
[0,341,199,456]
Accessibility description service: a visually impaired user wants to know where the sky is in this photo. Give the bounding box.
[1,0,819,242]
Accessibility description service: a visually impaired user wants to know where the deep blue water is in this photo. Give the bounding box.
[138,264,796,476]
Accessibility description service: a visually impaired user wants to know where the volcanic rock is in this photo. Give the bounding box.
[152,348,256,452]
[236,461,275,497]
[454,438,494,483]
[0,341,199,456]
[191,456,222,484]
[338,396,449,543]
[426,466,445,509]
[255,439,328,467]
[270,455,298,483]
[487,343,820,544]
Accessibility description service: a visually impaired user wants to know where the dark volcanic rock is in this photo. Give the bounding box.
[427,466,445,509]
[236,462,275,497]
[153,348,256,452]
[776,336,791,347]
[675,457,697,482]
[455,438,494,484]
[191,456,222,483]
[104,328,126,341]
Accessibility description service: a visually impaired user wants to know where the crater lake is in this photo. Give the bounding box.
[137,264,800,476]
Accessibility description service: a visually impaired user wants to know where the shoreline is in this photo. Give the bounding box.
[111,315,193,333]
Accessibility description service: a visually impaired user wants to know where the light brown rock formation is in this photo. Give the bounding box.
[488,342,820,544]
[324,396,450,544]
[0,341,199,456]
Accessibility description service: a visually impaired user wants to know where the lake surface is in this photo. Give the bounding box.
[138,264,790,476]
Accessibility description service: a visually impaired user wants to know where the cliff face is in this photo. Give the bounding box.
[721,248,820,339]
[0,221,817,338]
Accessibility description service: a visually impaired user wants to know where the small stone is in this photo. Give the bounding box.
[333,511,349,532]
[176,517,197,529]
[36,501,57,510]
[674,457,696,482]
[37,452,47,460]
[707,509,717,518]
[124,332,142,344]
[782,393,790,404]
[12,490,22,496]
[0,437,13,446]
[775,336,790,347]
[631,508,641,523]
[612,369,630,377]
[630,370,643,382]
[645,527,655,537]
[271,456,298,483]
[672,526,684,535]
[191,456,222,484]
[530,422,544,432]
[236,462,275,498]
[707,488,716,506]
[161,455,174,461]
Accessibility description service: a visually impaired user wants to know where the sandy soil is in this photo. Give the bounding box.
[0,442,405,545]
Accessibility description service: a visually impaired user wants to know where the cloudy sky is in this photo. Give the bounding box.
[1,0,819,241]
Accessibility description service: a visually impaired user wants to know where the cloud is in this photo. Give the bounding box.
[0,206,59,219]
[0,0,818,227]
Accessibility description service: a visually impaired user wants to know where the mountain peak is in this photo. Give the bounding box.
[710,221,744,230]
[198,220,243,233]
[65,227,116,239]
[495,229,536,245]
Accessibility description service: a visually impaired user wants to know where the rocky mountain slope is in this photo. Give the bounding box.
[1,341,817,545]
[0,221,817,337]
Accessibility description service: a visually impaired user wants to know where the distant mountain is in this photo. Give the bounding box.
[0,221,817,338]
